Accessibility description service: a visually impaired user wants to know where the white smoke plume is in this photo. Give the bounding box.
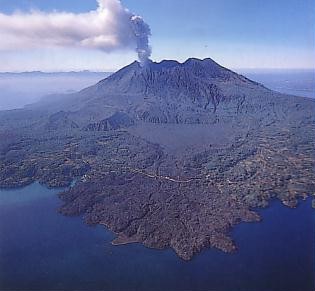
[0,0,152,65]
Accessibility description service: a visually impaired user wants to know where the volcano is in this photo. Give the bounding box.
[25,58,265,127]
[0,58,314,260]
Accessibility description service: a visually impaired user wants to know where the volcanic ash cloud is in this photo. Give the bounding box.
[0,0,152,65]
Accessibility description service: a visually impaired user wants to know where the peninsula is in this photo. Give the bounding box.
[0,58,314,260]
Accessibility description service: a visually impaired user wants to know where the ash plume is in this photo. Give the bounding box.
[0,0,152,65]
[131,15,152,66]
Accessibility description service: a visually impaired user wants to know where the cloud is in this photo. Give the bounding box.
[0,0,151,64]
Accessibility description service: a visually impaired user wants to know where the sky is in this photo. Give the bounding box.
[0,0,314,72]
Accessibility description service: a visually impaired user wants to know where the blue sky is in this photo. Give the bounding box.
[0,0,314,71]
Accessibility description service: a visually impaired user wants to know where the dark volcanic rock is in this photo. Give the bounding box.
[0,57,314,260]
[84,112,134,131]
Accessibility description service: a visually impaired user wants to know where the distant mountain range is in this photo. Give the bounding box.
[0,71,111,76]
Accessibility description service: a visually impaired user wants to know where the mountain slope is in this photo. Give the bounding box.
[2,57,312,131]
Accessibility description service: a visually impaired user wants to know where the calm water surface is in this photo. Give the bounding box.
[0,183,314,291]
[240,69,315,98]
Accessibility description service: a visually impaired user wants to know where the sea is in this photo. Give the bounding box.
[237,69,315,99]
[0,183,314,291]
[0,70,314,291]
